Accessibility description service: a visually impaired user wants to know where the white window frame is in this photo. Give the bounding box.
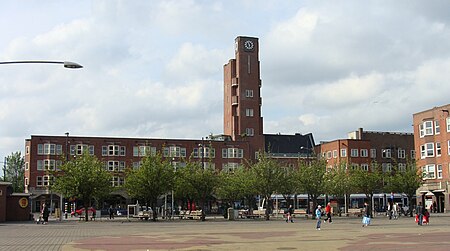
[360,149,368,157]
[436,142,442,157]
[422,164,436,179]
[333,150,338,158]
[447,117,450,132]
[437,164,443,179]
[245,108,254,117]
[435,120,440,135]
[340,148,347,157]
[382,149,392,158]
[361,163,369,171]
[370,149,376,158]
[350,149,359,157]
[245,128,254,136]
[398,163,406,172]
[420,121,433,138]
[398,148,406,159]
[245,89,254,98]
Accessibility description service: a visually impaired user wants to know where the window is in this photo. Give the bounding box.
[42,175,54,186]
[340,148,347,157]
[420,143,434,158]
[326,151,332,159]
[103,145,125,156]
[361,164,369,171]
[36,176,43,187]
[132,162,141,169]
[370,149,376,158]
[222,163,240,172]
[25,162,29,170]
[411,150,416,159]
[447,117,450,132]
[74,144,91,155]
[44,159,56,171]
[112,176,125,187]
[350,149,358,157]
[163,146,187,158]
[133,146,156,157]
[398,163,406,172]
[37,160,44,171]
[25,178,29,186]
[422,164,436,179]
[222,148,243,158]
[38,143,61,155]
[107,161,119,172]
[194,147,216,158]
[26,146,30,155]
[333,150,338,158]
[245,108,254,117]
[360,149,368,157]
[245,128,254,136]
[351,163,359,170]
[419,121,433,137]
[382,163,392,172]
[435,120,440,134]
[398,148,406,159]
[436,143,442,157]
[437,164,443,179]
[382,149,392,158]
[245,89,254,98]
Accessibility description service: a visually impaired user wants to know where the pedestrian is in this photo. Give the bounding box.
[432,201,437,213]
[362,202,371,227]
[324,202,332,223]
[392,203,398,220]
[387,202,392,220]
[42,203,49,225]
[315,205,322,230]
[108,205,114,220]
[286,204,294,223]
[415,202,424,226]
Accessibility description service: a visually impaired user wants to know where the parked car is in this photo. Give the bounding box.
[71,207,96,217]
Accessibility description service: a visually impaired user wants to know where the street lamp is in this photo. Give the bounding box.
[0,60,83,69]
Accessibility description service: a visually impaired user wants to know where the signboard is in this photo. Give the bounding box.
[19,197,28,208]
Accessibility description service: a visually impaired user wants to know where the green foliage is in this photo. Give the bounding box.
[174,160,218,219]
[251,152,285,219]
[295,159,327,212]
[216,167,258,208]
[124,153,173,220]
[52,152,112,221]
[324,162,352,197]
[4,152,25,193]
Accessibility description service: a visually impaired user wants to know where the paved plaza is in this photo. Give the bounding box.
[1,214,450,251]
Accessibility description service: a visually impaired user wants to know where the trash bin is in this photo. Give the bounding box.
[227,208,235,221]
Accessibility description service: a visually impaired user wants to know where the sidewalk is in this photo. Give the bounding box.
[2,213,450,250]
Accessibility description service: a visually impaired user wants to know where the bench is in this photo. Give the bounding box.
[348,208,363,217]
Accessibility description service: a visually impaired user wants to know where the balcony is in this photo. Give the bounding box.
[231,77,238,87]
[232,96,238,106]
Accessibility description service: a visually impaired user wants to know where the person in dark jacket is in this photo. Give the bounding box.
[42,203,50,225]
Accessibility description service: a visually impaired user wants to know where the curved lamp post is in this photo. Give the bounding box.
[0,60,82,221]
[0,60,83,69]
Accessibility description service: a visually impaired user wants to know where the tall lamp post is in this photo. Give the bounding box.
[0,60,82,220]
[0,61,83,69]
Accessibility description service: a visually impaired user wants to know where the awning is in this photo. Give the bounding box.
[432,189,445,193]
[425,191,434,196]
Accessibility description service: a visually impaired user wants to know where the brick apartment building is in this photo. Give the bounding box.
[23,36,315,213]
[413,104,450,213]
[318,128,414,172]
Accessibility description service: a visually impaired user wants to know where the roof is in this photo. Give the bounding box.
[264,133,315,155]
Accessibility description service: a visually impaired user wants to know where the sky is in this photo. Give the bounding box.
[1,0,450,162]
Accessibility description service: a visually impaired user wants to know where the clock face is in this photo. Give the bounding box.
[244,40,254,50]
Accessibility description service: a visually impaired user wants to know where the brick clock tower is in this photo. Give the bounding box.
[224,36,264,160]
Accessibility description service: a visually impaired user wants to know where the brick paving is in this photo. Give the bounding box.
[0,214,449,250]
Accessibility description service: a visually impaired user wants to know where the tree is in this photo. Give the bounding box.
[52,151,112,221]
[324,162,353,215]
[296,159,327,216]
[124,153,173,221]
[385,159,423,217]
[4,152,25,193]
[175,160,218,221]
[277,166,297,208]
[349,165,384,217]
[251,152,285,220]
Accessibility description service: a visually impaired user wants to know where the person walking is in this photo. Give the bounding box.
[324,202,332,223]
[108,205,114,220]
[315,205,322,230]
[392,203,398,220]
[362,202,371,227]
[41,203,50,225]
[416,202,424,226]
[286,204,294,223]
